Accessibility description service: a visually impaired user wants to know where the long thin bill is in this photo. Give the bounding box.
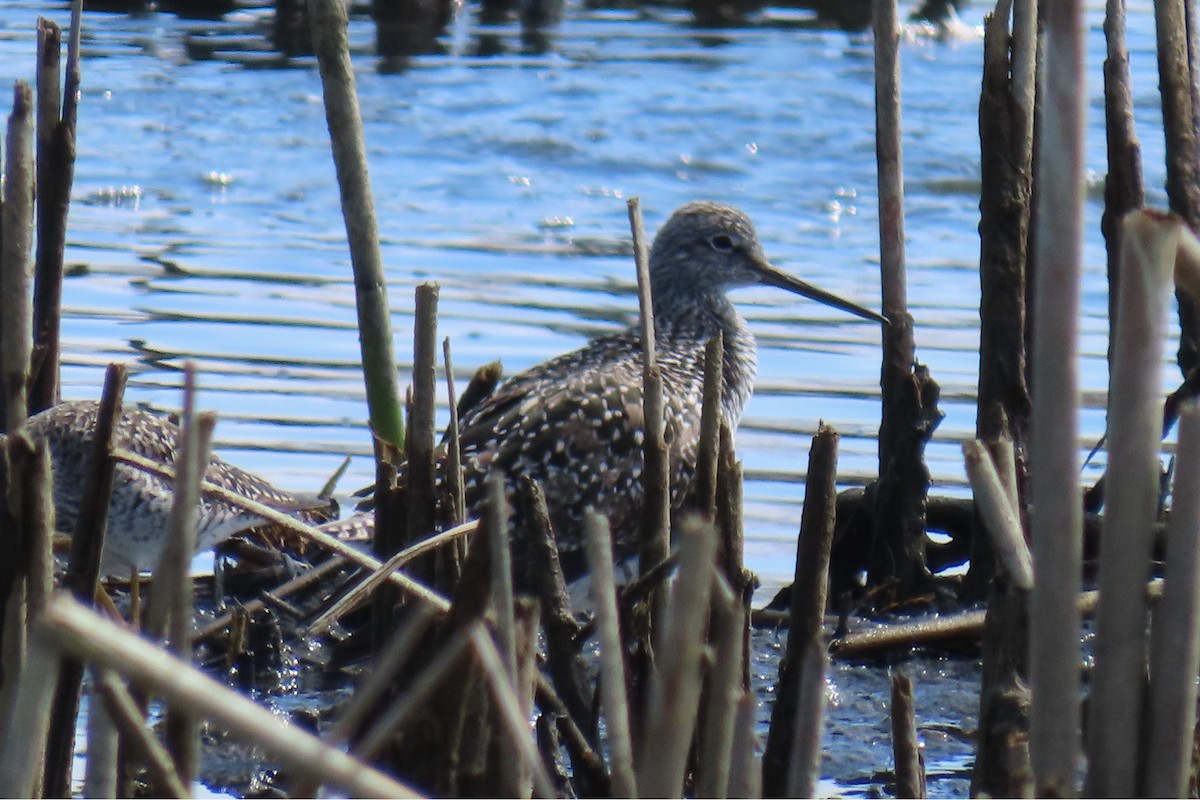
[754,257,888,325]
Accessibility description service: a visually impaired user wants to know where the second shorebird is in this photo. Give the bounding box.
[411,200,886,577]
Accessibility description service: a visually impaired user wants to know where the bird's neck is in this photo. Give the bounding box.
[653,292,758,426]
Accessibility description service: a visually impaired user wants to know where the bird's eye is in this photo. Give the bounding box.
[710,234,735,252]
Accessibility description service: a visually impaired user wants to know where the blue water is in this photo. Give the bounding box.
[0,0,1178,794]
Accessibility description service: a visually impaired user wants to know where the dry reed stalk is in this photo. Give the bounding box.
[1102,0,1145,330]
[31,9,80,415]
[38,594,421,798]
[0,435,56,746]
[1028,0,1087,790]
[1144,401,1200,795]
[726,692,760,798]
[308,0,404,450]
[408,284,439,545]
[763,424,837,795]
[468,626,557,799]
[584,511,636,798]
[158,375,214,788]
[0,635,60,796]
[484,473,523,797]
[522,478,592,738]
[1086,210,1180,796]
[629,197,670,575]
[636,516,718,796]
[962,440,1033,589]
[92,669,188,799]
[443,338,466,523]
[890,669,926,798]
[786,640,828,798]
[695,331,723,518]
[511,599,540,800]
[111,447,452,611]
[696,573,742,799]
[306,520,477,634]
[1,82,34,435]
[83,678,119,798]
[45,364,125,798]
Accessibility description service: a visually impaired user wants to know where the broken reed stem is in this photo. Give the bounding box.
[512,599,540,800]
[111,447,453,612]
[1144,401,1200,795]
[32,11,80,415]
[1102,0,1145,333]
[1086,210,1180,797]
[890,669,926,799]
[92,669,188,799]
[786,640,829,799]
[308,0,404,450]
[726,692,761,798]
[163,378,215,788]
[83,675,120,798]
[522,478,593,738]
[696,574,743,799]
[39,594,422,798]
[695,330,723,519]
[0,634,61,796]
[408,284,439,544]
[468,626,558,800]
[963,439,1033,589]
[763,423,838,795]
[443,337,466,523]
[1028,0,1087,790]
[44,363,126,798]
[306,520,477,635]
[584,511,636,798]
[486,473,517,681]
[1,82,35,435]
[629,197,671,575]
[484,472,525,798]
[636,516,718,797]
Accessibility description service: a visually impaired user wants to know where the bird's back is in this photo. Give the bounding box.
[455,325,715,576]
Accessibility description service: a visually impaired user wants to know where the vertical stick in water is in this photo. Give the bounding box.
[583,512,636,798]
[636,517,717,796]
[1028,0,1087,791]
[409,285,439,544]
[1086,210,1179,796]
[1145,401,1200,796]
[629,197,670,576]
[1,83,35,435]
[890,668,926,799]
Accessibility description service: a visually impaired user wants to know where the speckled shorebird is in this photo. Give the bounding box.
[385,201,886,577]
[21,400,334,576]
